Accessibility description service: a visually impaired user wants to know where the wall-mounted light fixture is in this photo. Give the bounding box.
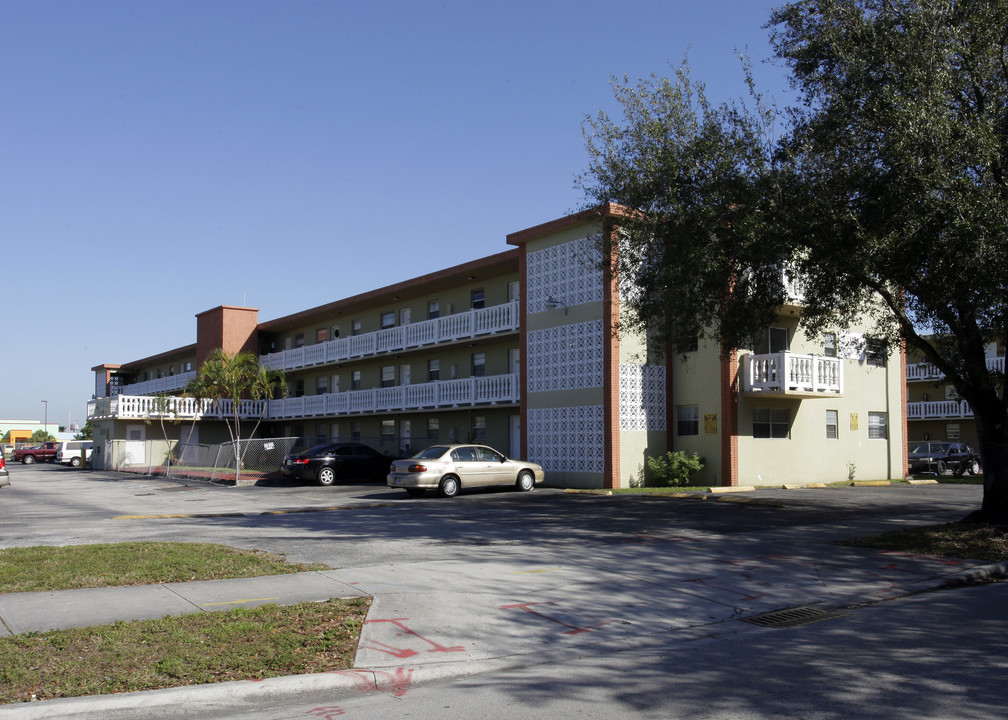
[545,295,567,315]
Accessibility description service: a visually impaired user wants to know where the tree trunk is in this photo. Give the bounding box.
[972,405,1008,524]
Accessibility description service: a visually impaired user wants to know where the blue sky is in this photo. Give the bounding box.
[1,0,790,428]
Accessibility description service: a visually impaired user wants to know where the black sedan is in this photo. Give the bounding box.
[908,441,981,476]
[281,442,399,485]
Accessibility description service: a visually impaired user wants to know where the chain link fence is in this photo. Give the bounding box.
[104,436,304,485]
[101,435,421,485]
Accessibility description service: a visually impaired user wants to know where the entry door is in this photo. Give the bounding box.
[180,426,199,464]
[400,420,411,454]
[125,424,146,465]
[509,414,521,460]
[400,364,411,386]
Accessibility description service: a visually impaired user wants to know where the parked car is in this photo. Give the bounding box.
[0,453,9,488]
[908,441,981,476]
[12,441,59,464]
[387,444,545,498]
[56,441,93,467]
[281,442,399,485]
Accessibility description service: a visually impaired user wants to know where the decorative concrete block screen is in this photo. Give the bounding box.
[619,363,667,431]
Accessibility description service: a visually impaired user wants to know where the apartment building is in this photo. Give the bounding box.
[88,204,907,487]
[905,341,1004,448]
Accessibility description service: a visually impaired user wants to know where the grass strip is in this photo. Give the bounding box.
[841,521,1008,562]
[0,597,369,704]
[0,543,328,593]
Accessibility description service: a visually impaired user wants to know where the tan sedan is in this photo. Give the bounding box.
[387,444,545,498]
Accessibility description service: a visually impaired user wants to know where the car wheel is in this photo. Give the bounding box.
[317,467,337,486]
[516,471,534,492]
[22,455,34,465]
[935,461,947,475]
[405,488,425,498]
[968,460,981,476]
[439,475,460,498]
[70,457,82,468]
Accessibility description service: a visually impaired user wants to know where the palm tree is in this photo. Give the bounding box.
[195,349,286,483]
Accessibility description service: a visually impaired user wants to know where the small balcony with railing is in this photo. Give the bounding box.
[260,300,519,373]
[743,352,843,397]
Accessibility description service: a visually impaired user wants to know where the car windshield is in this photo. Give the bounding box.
[414,446,449,459]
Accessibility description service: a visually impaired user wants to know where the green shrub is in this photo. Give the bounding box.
[647,451,705,487]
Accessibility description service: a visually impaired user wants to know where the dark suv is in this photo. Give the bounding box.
[908,441,981,476]
[280,442,399,486]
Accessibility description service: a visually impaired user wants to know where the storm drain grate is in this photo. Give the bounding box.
[742,605,849,628]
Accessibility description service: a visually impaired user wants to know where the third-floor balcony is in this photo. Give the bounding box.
[743,351,843,397]
[906,355,1005,382]
[261,300,519,373]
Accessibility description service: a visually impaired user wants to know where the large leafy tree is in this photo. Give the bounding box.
[581,0,1008,521]
[191,349,286,483]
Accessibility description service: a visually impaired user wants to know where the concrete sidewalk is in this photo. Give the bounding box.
[0,571,369,636]
[3,537,1007,719]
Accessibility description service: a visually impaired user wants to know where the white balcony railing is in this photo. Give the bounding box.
[89,373,519,422]
[907,400,973,420]
[744,352,843,395]
[266,373,519,420]
[88,395,266,421]
[907,356,1005,382]
[260,300,519,372]
[118,371,197,397]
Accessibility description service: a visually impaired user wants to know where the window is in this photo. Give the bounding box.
[427,418,439,440]
[826,409,838,439]
[316,328,328,343]
[753,408,790,438]
[351,370,361,391]
[294,333,305,348]
[866,339,887,367]
[674,336,699,354]
[184,361,192,372]
[381,311,395,329]
[755,327,788,355]
[428,300,440,320]
[316,376,328,395]
[868,412,888,439]
[471,289,485,309]
[381,366,395,388]
[824,332,837,358]
[676,405,699,436]
[294,379,305,397]
[351,422,361,440]
[471,352,486,377]
[381,419,395,438]
[473,416,486,441]
[508,281,520,302]
[428,358,440,382]
[351,320,362,336]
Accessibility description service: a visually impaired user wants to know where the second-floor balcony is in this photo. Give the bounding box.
[261,300,519,373]
[743,352,843,396]
[907,400,973,420]
[88,373,519,423]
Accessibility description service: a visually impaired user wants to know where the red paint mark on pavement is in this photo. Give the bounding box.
[307,707,346,719]
[360,618,465,658]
